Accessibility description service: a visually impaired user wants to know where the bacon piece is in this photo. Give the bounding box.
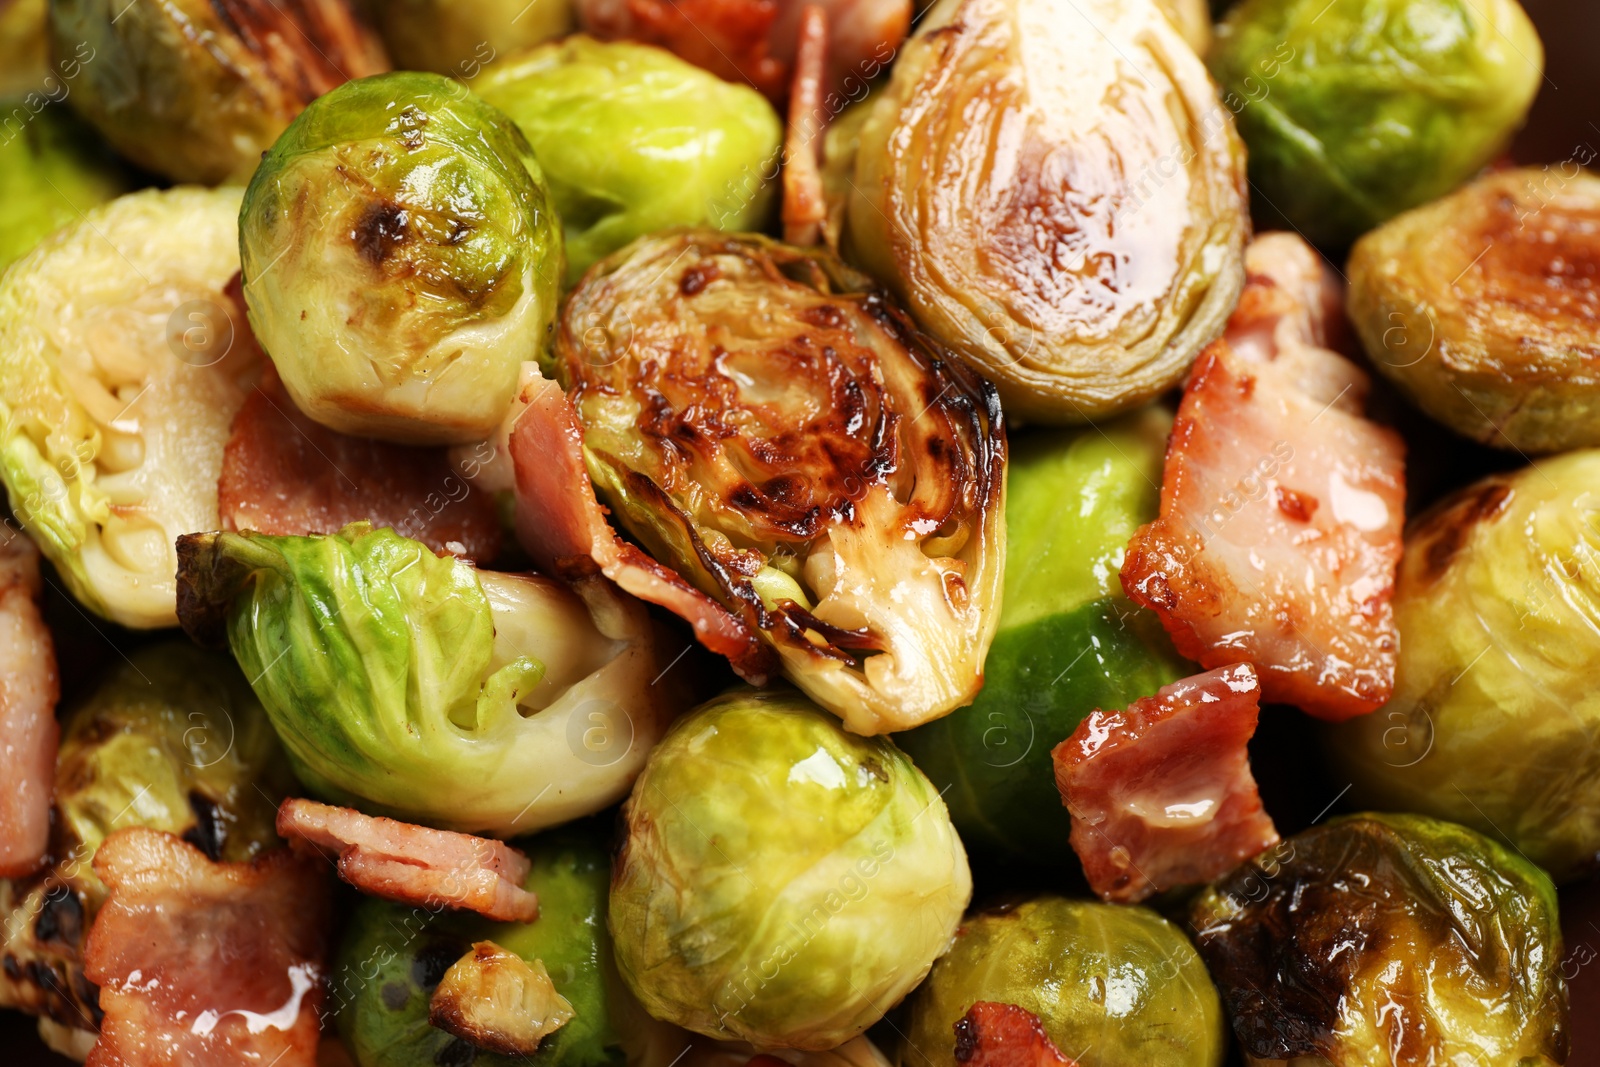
[578,0,906,102]
[953,1002,1078,1067]
[218,371,502,562]
[783,6,829,247]
[276,799,539,922]
[0,532,58,878]
[1053,663,1278,904]
[82,828,331,1067]
[1120,233,1405,721]
[508,367,775,684]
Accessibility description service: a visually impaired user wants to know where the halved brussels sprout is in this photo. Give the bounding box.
[1157,0,1211,53]
[898,408,1189,868]
[900,896,1225,1067]
[48,0,388,184]
[474,36,783,283]
[369,0,572,79]
[0,187,260,628]
[1210,0,1543,247]
[1327,452,1600,883]
[330,820,630,1067]
[1191,813,1567,1066]
[610,688,971,1050]
[240,71,563,445]
[0,101,132,273]
[557,231,1005,735]
[1349,167,1600,453]
[0,642,290,1049]
[176,523,684,836]
[831,0,1247,424]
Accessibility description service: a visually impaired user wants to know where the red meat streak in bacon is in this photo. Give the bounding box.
[0,532,57,878]
[81,827,331,1067]
[578,0,907,102]
[1120,233,1405,721]
[953,1002,1079,1067]
[276,799,539,923]
[1053,662,1278,904]
[783,6,829,246]
[508,367,775,683]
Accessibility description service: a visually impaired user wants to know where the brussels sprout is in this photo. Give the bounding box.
[0,0,48,98]
[0,187,261,628]
[240,71,563,445]
[370,0,572,79]
[1326,452,1600,883]
[48,0,388,184]
[331,820,630,1067]
[1157,0,1211,54]
[1191,813,1567,1066]
[176,523,683,836]
[1348,166,1600,453]
[898,408,1189,868]
[610,688,971,1050]
[474,36,783,283]
[900,896,1225,1067]
[0,642,290,1044]
[1210,0,1543,247]
[831,0,1247,424]
[0,101,132,273]
[557,231,1005,735]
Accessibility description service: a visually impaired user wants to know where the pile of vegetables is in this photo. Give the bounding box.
[0,0,1590,1065]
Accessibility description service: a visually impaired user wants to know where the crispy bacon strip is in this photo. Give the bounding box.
[82,828,331,1067]
[0,532,58,878]
[1120,233,1405,721]
[579,0,906,102]
[953,1002,1078,1067]
[1053,663,1279,904]
[783,6,829,246]
[508,367,775,684]
[276,799,539,923]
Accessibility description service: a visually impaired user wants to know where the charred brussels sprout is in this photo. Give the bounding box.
[0,642,290,1048]
[175,523,684,836]
[1327,453,1600,883]
[0,187,260,628]
[558,231,1005,735]
[1191,813,1567,1066]
[239,71,563,445]
[898,408,1189,868]
[900,896,1224,1067]
[1349,167,1600,453]
[369,0,571,79]
[610,688,972,1050]
[0,102,132,272]
[1210,0,1543,247]
[48,0,388,184]
[831,0,1247,424]
[331,821,628,1067]
[475,36,783,283]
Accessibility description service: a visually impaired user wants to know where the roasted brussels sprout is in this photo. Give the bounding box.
[48,0,387,184]
[557,231,1005,735]
[0,642,290,1049]
[1210,0,1543,247]
[176,523,683,836]
[0,101,131,273]
[240,71,563,445]
[331,820,629,1067]
[1327,452,1600,883]
[1191,813,1568,1066]
[1158,0,1211,54]
[0,187,260,628]
[900,896,1225,1067]
[831,0,1247,424]
[898,408,1189,867]
[369,0,571,77]
[1349,167,1600,453]
[610,688,971,1050]
[475,36,783,283]
[0,0,48,98]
